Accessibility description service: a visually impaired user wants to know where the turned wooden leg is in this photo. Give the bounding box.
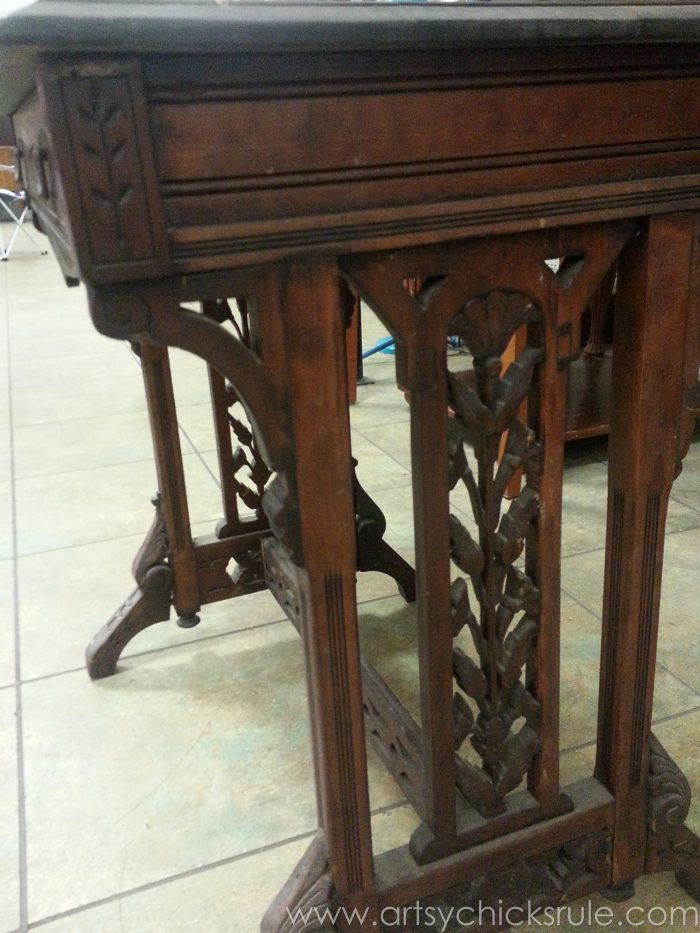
[86,495,172,679]
[595,214,700,892]
[262,260,379,931]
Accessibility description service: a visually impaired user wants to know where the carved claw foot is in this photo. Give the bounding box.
[645,734,700,903]
[353,459,417,603]
[85,495,173,679]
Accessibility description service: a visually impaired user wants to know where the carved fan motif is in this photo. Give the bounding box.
[447,290,543,817]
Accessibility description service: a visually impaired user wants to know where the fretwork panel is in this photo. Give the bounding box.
[342,220,636,861]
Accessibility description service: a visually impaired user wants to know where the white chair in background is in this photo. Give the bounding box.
[0,158,47,260]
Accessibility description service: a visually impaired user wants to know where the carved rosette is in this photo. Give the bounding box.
[446,290,543,817]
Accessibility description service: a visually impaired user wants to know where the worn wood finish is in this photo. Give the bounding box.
[596,214,700,890]
[5,5,700,927]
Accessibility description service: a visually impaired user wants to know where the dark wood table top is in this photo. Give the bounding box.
[4,1,700,114]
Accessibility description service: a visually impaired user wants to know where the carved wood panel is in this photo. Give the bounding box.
[447,289,543,818]
[342,221,636,856]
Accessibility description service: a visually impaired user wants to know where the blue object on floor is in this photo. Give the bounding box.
[362,336,395,359]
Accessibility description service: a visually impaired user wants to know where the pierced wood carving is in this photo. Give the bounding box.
[417,830,611,932]
[203,298,273,525]
[447,290,543,818]
[645,734,700,899]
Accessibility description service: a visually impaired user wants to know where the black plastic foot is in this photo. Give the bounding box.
[601,881,636,903]
[177,613,201,629]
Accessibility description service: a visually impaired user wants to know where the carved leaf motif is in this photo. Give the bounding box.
[229,414,254,449]
[447,418,469,491]
[447,288,543,817]
[493,347,544,435]
[495,486,539,565]
[497,568,540,639]
[493,419,531,503]
[448,373,495,435]
[455,760,503,816]
[449,515,485,579]
[450,577,481,648]
[454,648,488,701]
[495,726,541,797]
[453,692,475,748]
[499,616,538,688]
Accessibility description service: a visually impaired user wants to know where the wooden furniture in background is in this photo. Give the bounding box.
[3,3,700,929]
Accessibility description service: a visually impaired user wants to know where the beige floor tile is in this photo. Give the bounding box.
[13,410,159,478]
[0,560,15,689]
[14,453,221,556]
[359,420,412,472]
[0,425,9,484]
[353,431,411,494]
[0,690,19,933]
[7,315,115,362]
[32,836,312,933]
[559,744,596,787]
[31,804,429,933]
[350,375,411,431]
[170,364,217,409]
[22,623,402,921]
[17,527,289,681]
[172,401,217,453]
[562,530,700,697]
[9,345,137,389]
[11,374,147,426]
[0,482,11,561]
[0,386,9,430]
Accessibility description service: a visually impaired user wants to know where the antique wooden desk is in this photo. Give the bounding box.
[3,2,700,929]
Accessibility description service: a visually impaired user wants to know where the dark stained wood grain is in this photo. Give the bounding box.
[7,11,700,927]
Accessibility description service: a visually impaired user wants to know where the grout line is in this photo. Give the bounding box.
[559,585,602,622]
[177,423,221,488]
[669,492,700,516]
[18,589,408,687]
[25,828,319,930]
[560,738,596,756]
[4,260,28,932]
[657,663,700,699]
[13,516,222,561]
[12,447,210,484]
[352,425,413,477]
[558,705,700,758]
[26,798,409,930]
[650,703,700,726]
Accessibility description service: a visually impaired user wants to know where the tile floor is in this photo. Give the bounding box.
[2,234,700,933]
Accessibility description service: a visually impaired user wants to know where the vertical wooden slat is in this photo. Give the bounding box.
[280,259,378,927]
[595,213,696,885]
[139,340,200,620]
[409,333,458,849]
[527,292,566,812]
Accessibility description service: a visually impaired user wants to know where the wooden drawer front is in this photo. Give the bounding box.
[152,73,700,269]
[12,89,79,281]
[154,77,700,183]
